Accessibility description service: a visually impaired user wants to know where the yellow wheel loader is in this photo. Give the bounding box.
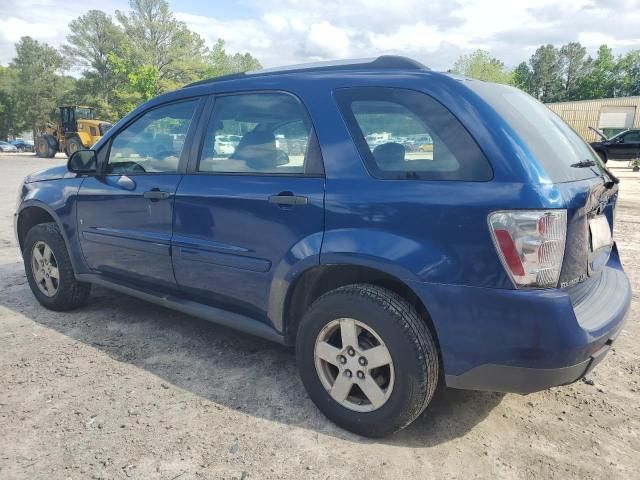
[35,106,112,158]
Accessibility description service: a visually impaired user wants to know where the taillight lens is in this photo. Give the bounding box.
[488,210,567,289]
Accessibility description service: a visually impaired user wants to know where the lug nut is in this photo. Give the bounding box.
[358,357,367,366]
[338,355,347,364]
[347,348,356,357]
[357,371,365,379]
[344,370,352,378]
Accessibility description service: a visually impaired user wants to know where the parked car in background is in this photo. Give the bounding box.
[590,127,640,163]
[11,139,34,152]
[15,56,631,438]
[0,141,18,153]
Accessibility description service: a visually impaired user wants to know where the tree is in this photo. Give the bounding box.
[107,45,160,117]
[614,50,640,97]
[62,10,126,117]
[0,66,20,140]
[451,49,512,84]
[205,39,262,78]
[11,37,66,140]
[512,62,532,94]
[574,45,616,99]
[528,44,562,102]
[558,42,588,100]
[115,0,208,92]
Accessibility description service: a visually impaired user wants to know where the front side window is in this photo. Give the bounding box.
[335,87,492,181]
[622,131,640,143]
[107,100,198,174]
[198,93,314,174]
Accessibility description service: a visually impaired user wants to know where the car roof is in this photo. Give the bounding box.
[183,56,429,89]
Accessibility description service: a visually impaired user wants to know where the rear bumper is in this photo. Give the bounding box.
[444,336,613,394]
[410,247,631,394]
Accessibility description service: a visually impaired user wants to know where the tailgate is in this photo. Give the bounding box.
[559,178,618,288]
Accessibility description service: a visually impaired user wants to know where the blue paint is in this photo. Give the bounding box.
[15,61,631,391]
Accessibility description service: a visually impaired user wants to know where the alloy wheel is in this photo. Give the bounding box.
[31,240,60,297]
[314,318,394,412]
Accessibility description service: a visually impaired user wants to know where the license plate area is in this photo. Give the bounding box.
[589,215,612,252]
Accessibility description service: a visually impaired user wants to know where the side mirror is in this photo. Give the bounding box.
[67,149,97,174]
[615,137,624,144]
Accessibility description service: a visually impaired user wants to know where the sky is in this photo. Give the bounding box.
[0,0,639,71]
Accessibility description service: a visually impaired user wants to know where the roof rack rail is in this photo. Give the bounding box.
[184,55,428,88]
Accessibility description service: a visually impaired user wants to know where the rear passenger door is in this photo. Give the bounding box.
[172,92,325,322]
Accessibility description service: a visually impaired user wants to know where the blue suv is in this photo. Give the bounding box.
[15,56,631,437]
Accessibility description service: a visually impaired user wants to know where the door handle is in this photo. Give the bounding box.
[143,189,171,201]
[269,193,308,206]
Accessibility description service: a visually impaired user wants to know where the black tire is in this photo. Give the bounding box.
[296,284,439,437]
[65,136,83,158]
[23,222,91,311]
[35,136,52,158]
[597,151,607,164]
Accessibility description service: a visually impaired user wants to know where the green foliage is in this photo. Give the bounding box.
[205,39,262,78]
[115,0,208,92]
[558,42,589,100]
[528,44,563,102]
[467,42,640,103]
[0,0,264,134]
[11,37,66,140]
[574,45,616,99]
[512,62,532,91]
[2,0,639,140]
[616,50,640,97]
[451,49,512,84]
[0,66,19,140]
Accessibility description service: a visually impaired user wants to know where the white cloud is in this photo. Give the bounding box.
[305,22,350,58]
[0,0,638,71]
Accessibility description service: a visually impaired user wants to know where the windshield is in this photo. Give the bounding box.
[467,81,606,182]
[76,108,94,120]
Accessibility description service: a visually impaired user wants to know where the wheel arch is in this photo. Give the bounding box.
[593,147,608,162]
[16,203,80,275]
[282,263,442,363]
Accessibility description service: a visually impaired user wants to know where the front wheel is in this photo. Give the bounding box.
[296,284,439,437]
[23,223,91,311]
[65,137,83,158]
[35,136,52,158]
[597,151,607,164]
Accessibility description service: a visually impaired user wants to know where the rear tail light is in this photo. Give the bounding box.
[488,210,567,289]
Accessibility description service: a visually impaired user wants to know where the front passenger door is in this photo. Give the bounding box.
[76,99,201,289]
[619,131,640,160]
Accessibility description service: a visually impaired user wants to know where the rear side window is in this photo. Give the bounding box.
[335,87,492,181]
[198,92,318,175]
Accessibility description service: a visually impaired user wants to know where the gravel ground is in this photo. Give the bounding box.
[0,153,638,479]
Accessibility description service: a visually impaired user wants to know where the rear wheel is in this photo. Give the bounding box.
[23,223,91,311]
[296,284,439,437]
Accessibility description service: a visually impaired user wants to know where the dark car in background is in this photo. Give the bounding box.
[11,139,35,153]
[590,128,640,163]
[0,141,18,153]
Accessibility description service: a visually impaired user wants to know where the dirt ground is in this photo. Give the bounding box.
[0,153,638,480]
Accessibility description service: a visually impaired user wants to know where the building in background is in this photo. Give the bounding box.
[547,96,640,141]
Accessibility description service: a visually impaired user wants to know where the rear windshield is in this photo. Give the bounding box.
[466,82,606,182]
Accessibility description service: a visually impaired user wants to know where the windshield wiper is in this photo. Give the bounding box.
[570,160,597,168]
